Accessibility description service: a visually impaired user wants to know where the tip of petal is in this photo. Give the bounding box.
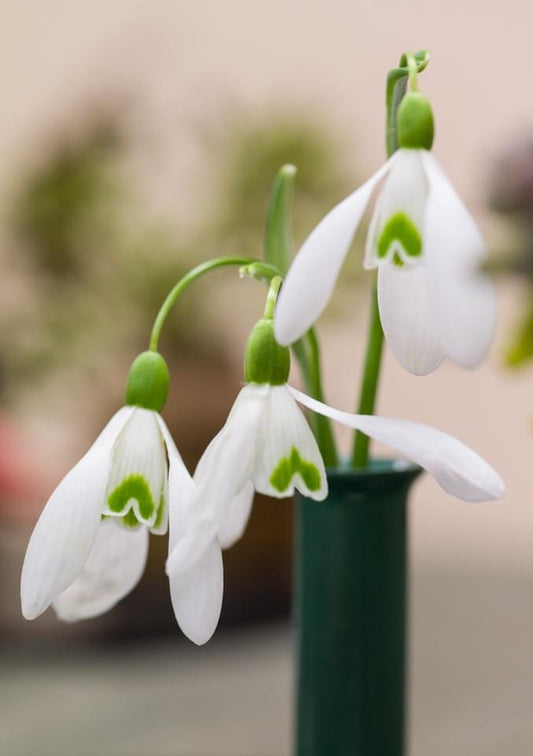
[21,592,49,621]
[488,472,505,501]
[273,309,297,347]
[183,622,217,646]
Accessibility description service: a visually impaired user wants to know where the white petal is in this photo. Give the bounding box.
[156,415,194,546]
[193,384,266,538]
[274,159,393,345]
[166,389,261,575]
[377,263,445,375]
[422,151,496,368]
[365,149,427,268]
[194,427,254,548]
[52,519,149,622]
[290,387,505,502]
[218,482,255,550]
[167,508,218,576]
[168,536,223,645]
[21,406,134,620]
[166,385,266,644]
[104,408,167,528]
[253,385,327,500]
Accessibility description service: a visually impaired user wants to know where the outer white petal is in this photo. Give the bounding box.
[253,385,327,500]
[21,406,134,620]
[365,149,427,268]
[166,386,266,643]
[218,482,255,549]
[422,151,496,368]
[168,537,223,646]
[193,384,267,537]
[377,263,445,375]
[168,385,265,573]
[274,158,394,345]
[156,415,195,549]
[52,519,149,622]
[290,387,504,502]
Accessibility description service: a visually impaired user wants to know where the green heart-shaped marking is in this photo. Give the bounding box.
[377,212,422,262]
[107,474,155,522]
[270,446,321,493]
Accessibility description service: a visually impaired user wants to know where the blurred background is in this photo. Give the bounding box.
[2,1,533,754]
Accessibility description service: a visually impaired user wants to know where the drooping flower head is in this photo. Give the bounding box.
[275,89,496,375]
[21,350,192,622]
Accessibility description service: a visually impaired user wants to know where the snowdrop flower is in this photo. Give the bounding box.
[21,351,192,622]
[166,315,327,645]
[275,92,496,375]
[167,313,504,644]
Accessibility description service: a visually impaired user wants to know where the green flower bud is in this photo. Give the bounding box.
[244,318,290,385]
[126,351,169,412]
[397,92,434,150]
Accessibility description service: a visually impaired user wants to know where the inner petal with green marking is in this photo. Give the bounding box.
[377,212,422,262]
[102,407,168,528]
[270,446,322,493]
[108,473,156,519]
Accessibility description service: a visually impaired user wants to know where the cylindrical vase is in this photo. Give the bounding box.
[295,460,422,756]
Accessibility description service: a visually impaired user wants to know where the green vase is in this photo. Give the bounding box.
[294,460,422,756]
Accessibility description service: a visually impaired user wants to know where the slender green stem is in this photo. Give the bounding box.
[405,51,419,91]
[352,50,429,468]
[305,329,338,467]
[149,257,278,351]
[264,276,283,319]
[351,283,384,467]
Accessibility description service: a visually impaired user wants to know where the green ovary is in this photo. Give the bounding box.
[270,447,321,493]
[377,212,422,261]
[107,474,156,523]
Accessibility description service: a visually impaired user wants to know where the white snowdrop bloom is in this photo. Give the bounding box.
[196,382,329,523]
[21,352,192,622]
[275,93,496,375]
[165,321,328,648]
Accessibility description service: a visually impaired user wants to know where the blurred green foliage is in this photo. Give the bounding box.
[214,116,352,258]
[13,123,121,279]
[505,297,533,367]
[2,109,353,400]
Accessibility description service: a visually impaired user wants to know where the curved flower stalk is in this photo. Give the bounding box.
[275,91,496,376]
[166,309,504,645]
[21,352,192,622]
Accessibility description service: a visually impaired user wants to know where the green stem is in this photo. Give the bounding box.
[351,283,384,467]
[264,276,283,319]
[149,257,278,351]
[404,51,419,91]
[352,50,429,468]
[305,329,338,467]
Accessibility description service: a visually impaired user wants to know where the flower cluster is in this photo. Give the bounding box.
[21,308,504,644]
